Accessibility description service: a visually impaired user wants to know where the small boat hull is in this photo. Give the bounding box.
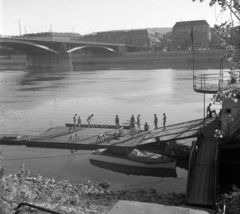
[89,154,176,169]
[89,159,177,178]
[89,147,177,177]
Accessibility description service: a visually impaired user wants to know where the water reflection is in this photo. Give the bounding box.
[20,69,72,86]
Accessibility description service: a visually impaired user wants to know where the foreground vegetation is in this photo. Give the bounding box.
[1,165,239,214]
[0,165,185,214]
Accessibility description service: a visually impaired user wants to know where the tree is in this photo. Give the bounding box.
[194,0,240,67]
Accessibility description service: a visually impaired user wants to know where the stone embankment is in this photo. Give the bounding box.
[0,165,185,214]
[0,49,232,70]
[71,49,232,70]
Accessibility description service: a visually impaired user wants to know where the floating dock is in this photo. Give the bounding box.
[0,119,204,151]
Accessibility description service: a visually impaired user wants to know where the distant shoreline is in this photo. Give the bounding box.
[0,49,232,70]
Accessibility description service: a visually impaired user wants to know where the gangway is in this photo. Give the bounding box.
[186,119,220,207]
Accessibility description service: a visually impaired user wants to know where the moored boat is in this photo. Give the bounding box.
[88,147,177,177]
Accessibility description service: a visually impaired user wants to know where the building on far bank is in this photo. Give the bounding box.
[160,32,172,51]
[80,29,162,51]
[209,28,222,49]
[172,20,210,50]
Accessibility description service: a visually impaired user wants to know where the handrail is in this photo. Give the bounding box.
[186,140,198,200]
[193,73,221,93]
[214,141,219,208]
[193,71,240,93]
[0,35,126,46]
[15,202,60,214]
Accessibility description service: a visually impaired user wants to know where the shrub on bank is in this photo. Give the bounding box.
[0,164,186,214]
[219,185,240,214]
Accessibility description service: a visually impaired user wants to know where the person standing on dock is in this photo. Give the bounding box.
[73,114,77,131]
[137,114,141,131]
[130,117,135,138]
[131,115,136,133]
[154,114,158,129]
[163,113,166,130]
[77,116,81,129]
[115,115,120,129]
[87,114,94,127]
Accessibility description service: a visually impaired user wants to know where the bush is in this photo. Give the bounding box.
[219,185,240,214]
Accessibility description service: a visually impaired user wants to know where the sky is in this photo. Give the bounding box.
[0,0,222,36]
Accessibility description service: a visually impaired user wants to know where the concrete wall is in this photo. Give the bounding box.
[0,49,233,70]
[26,53,72,69]
[71,49,232,69]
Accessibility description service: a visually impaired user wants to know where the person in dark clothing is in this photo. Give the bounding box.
[206,103,217,118]
[73,114,77,131]
[154,114,158,129]
[144,122,150,131]
[115,115,120,129]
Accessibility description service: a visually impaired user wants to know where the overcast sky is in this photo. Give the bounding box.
[0,0,222,36]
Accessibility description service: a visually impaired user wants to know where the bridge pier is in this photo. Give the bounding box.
[26,52,72,69]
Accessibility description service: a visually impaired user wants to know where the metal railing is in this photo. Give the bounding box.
[0,34,125,46]
[186,140,198,200]
[193,73,222,93]
[214,141,219,210]
[193,71,240,94]
[15,202,60,214]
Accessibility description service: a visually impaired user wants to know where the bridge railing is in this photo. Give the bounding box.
[0,34,126,46]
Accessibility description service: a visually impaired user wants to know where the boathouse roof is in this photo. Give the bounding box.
[173,20,209,27]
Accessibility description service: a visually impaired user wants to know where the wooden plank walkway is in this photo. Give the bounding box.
[138,119,203,145]
[0,119,204,151]
[186,118,220,207]
[30,126,148,148]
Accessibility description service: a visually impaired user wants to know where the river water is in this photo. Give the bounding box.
[0,66,218,193]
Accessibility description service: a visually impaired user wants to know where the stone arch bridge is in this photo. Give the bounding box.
[0,36,127,69]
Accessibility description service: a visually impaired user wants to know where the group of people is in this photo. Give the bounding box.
[154,113,167,130]
[71,113,167,135]
[129,114,141,137]
[71,114,94,132]
[115,113,167,138]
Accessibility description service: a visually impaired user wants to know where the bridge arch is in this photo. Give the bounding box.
[0,39,59,54]
[67,45,116,54]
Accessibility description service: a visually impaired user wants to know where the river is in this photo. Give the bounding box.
[0,66,217,193]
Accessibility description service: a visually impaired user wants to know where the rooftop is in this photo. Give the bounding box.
[173,20,209,27]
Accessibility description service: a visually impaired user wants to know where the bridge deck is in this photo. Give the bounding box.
[186,119,220,206]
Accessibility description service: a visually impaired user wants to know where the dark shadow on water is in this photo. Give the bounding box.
[18,67,73,86]
[89,159,178,178]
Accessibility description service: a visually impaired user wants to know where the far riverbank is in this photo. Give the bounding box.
[0,49,232,70]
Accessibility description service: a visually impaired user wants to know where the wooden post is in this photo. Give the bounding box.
[204,93,205,127]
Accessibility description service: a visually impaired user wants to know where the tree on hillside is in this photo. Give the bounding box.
[194,0,240,67]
